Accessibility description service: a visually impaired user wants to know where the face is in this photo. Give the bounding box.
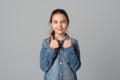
[50,13,69,35]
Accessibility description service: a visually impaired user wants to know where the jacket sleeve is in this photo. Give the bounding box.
[40,39,57,72]
[64,40,81,72]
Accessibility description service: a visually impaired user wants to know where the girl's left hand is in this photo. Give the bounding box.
[63,37,72,48]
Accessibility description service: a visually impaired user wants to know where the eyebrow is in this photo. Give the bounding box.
[52,19,67,22]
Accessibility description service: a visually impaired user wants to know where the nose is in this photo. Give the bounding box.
[58,22,62,27]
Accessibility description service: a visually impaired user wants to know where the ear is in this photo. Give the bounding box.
[66,22,69,30]
[50,23,53,32]
[67,21,70,26]
[49,22,52,27]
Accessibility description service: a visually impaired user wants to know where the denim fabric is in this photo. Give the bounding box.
[40,34,81,80]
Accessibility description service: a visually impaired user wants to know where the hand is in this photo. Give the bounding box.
[49,35,59,49]
[63,37,72,48]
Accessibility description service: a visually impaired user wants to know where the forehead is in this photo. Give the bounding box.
[52,13,67,21]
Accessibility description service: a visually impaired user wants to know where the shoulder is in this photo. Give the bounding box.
[43,37,50,41]
[72,38,78,42]
[41,37,50,47]
[71,37,80,50]
[42,37,50,43]
[71,37,79,45]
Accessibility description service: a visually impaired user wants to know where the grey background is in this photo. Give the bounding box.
[0,0,120,80]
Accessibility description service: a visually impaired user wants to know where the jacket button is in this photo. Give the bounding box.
[59,62,62,65]
[59,73,63,76]
[60,51,62,54]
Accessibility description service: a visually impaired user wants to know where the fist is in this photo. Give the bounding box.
[49,35,59,49]
[63,37,72,48]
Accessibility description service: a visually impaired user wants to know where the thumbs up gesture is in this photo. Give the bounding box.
[63,37,72,48]
[50,35,59,49]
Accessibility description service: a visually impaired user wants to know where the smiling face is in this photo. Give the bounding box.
[50,13,69,35]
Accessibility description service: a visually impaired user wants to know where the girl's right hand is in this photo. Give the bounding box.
[50,35,59,49]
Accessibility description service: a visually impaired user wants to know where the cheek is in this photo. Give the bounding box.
[63,24,68,29]
[51,24,57,29]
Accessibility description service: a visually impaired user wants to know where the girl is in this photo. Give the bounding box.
[40,8,81,80]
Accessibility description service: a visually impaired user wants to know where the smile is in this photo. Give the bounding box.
[57,29,63,31]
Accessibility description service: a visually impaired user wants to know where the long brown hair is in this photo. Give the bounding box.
[49,8,70,38]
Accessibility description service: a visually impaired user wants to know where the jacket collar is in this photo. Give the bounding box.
[54,33,70,43]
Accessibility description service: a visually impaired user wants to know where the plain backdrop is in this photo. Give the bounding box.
[0,0,120,80]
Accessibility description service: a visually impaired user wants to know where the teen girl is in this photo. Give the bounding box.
[40,8,81,80]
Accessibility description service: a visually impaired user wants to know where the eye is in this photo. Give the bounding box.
[54,21,57,23]
[52,21,58,23]
[62,21,67,23]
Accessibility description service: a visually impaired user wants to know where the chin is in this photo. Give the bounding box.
[55,30,65,35]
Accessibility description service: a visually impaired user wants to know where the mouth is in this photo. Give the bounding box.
[57,29,63,31]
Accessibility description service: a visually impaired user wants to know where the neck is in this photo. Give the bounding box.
[55,33,66,41]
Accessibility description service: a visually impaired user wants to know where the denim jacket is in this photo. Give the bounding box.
[40,34,81,80]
